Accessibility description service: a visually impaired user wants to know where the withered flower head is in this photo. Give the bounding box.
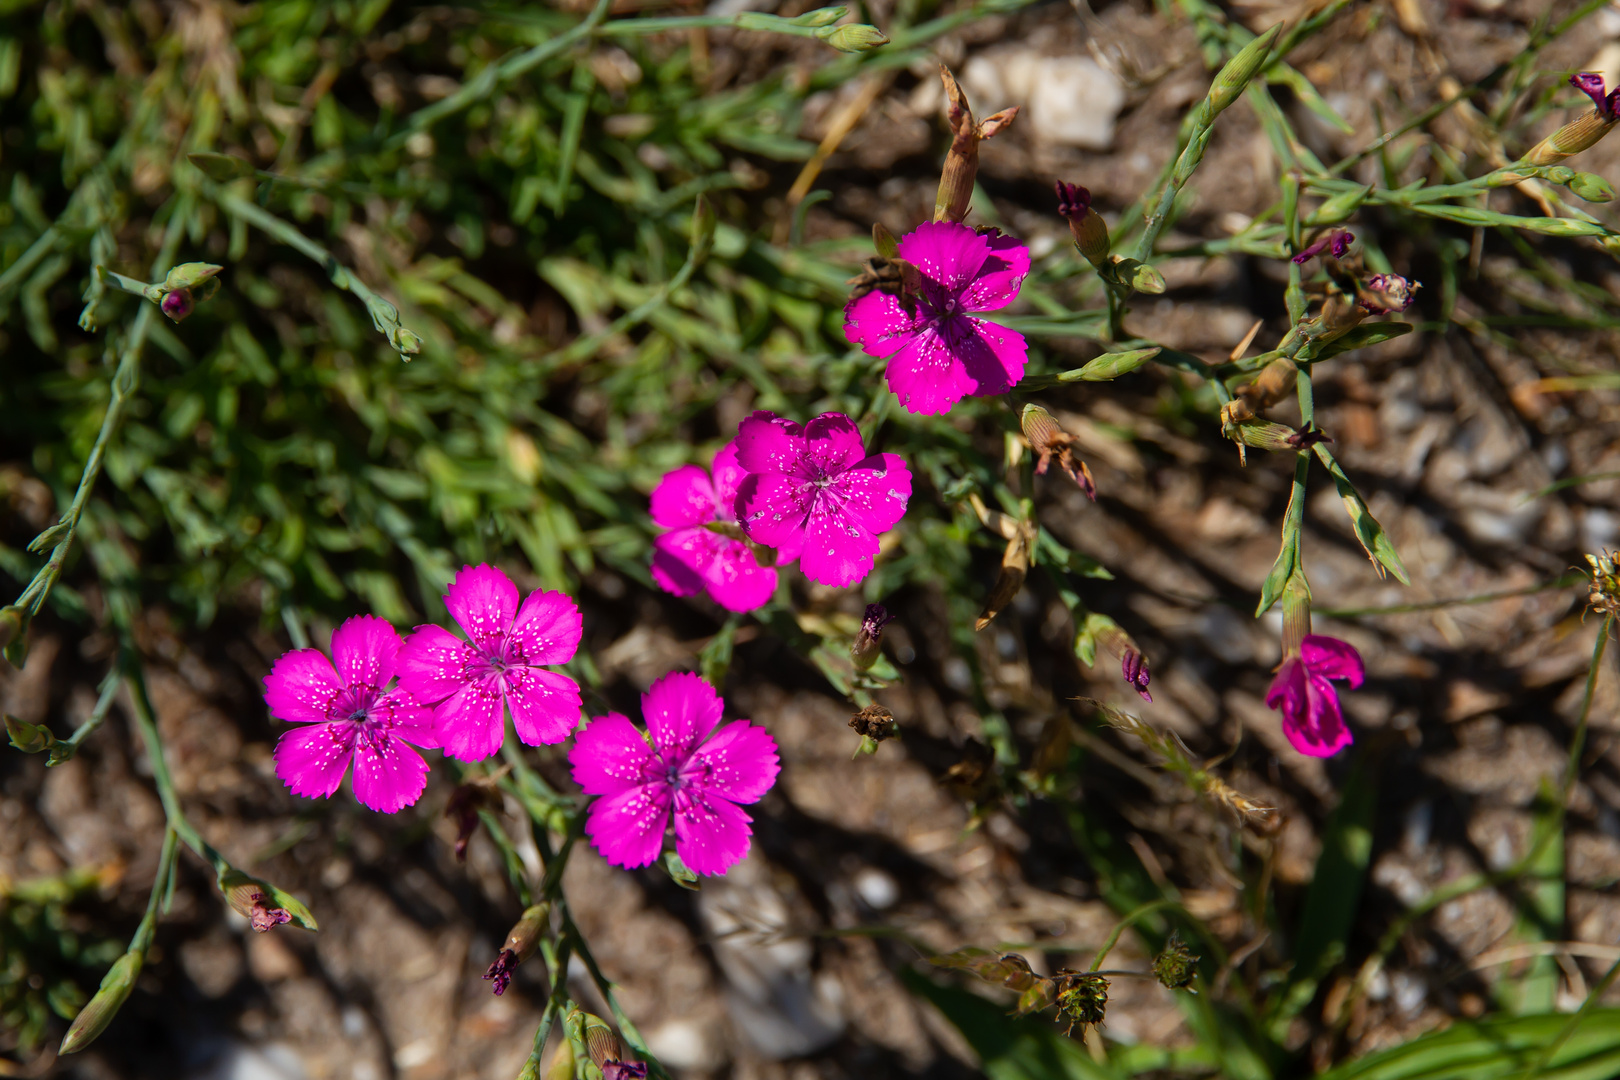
[1021,405,1096,500]
[849,703,898,741]
[935,65,1017,224]
[1053,970,1109,1034]
[1291,229,1354,265]
[1357,272,1419,315]
[1587,550,1620,616]
[1151,931,1199,991]
[1055,181,1109,267]
[484,903,549,996]
[851,603,894,671]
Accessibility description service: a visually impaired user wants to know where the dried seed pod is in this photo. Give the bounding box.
[1152,931,1199,991]
[849,703,898,741]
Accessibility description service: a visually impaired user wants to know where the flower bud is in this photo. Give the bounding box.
[816,23,889,52]
[60,950,141,1054]
[1112,256,1166,294]
[934,66,1016,223]
[1229,419,1332,458]
[790,5,847,26]
[1088,615,1151,702]
[1569,171,1616,203]
[1055,181,1110,268]
[1291,229,1354,265]
[1207,25,1279,115]
[390,326,423,355]
[220,870,303,932]
[161,288,195,322]
[162,262,224,293]
[582,1013,649,1079]
[1524,77,1620,166]
[6,713,57,754]
[540,1039,574,1080]
[851,604,893,671]
[485,903,550,996]
[0,606,23,653]
[1151,931,1198,991]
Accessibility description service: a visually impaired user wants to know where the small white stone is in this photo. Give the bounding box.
[1027,57,1124,150]
[853,867,899,910]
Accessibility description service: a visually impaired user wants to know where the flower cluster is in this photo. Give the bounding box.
[649,412,912,596]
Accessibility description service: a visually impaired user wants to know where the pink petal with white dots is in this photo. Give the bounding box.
[687,720,779,804]
[736,473,813,550]
[642,671,723,763]
[957,231,1031,313]
[651,526,717,598]
[433,675,506,762]
[585,783,673,870]
[703,541,777,613]
[884,324,976,416]
[509,589,582,666]
[955,316,1028,397]
[897,220,991,294]
[505,666,582,746]
[444,563,519,653]
[397,624,476,707]
[798,496,880,588]
[350,729,431,813]
[709,441,748,516]
[734,411,804,475]
[673,788,753,876]
[832,453,911,536]
[650,465,717,530]
[274,722,356,799]
[329,614,401,691]
[801,413,866,478]
[571,713,660,797]
[843,290,919,358]
[263,648,344,725]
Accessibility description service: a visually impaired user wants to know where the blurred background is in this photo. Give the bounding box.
[2,0,1620,1077]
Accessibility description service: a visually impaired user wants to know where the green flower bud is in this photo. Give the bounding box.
[1305,184,1371,226]
[1543,165,1577,184]
[6,713,57,754]
[816,22,889,52]
[0,605,22,652]
[1524,111,1619,166]
[789,6,847,27]
[60,951,141,1054]
[162,262,224,293]
[390,326,423,356]
[1070,346,1159,382]
[1208,25,1280,115]
[1109,256,1165,295]
[1568,171,1616,203]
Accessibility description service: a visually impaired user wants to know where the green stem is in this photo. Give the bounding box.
[131,827,180,955]
[1313,573,1584,618]
[1090,899,1177,971]
[124,658,225,874]
[1523,953,1620,1080]
[49,662,122,764]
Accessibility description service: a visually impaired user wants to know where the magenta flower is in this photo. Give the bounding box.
[844,220,1030,416]
[263,615,436,813]
[734,411,911,588]
[1265,634,1363,757]
[570,671,779,876]
[398,564,583,762]
[650,441,778,613]
[1574,72,1620,121]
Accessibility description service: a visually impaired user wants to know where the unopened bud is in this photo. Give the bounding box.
[60,950,141,1054]
[1152,931,1199,991]
[1525,78,1619,166]
[1305,187,1370,226]
[390,326,423,355]
[1207,25,1279,115]
[162,262,223,293]
[1055,181,1109,267]
[1230,419,1332,456]
[817,22,889,53]
[582,1013,648,1079]
[6,713,57,754]
[540,1039,574,1080]
[1088,615,1151,702]
[790,5,847,26]
[1292,229,1354,265]
[0,606,22,652]
[1108,255,1165,294]
[1569,171,1616,203]
[851,603,893,671]
[161,288,195,322]
[485,903,549,995]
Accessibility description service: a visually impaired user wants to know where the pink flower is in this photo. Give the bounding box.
[650,442,778,613]
[734,411,911,588]
[1265,634,1363,757]
[843,220,1030,416]
[263,615,436,813]
[398,564,583,762]
[570,671,779,876]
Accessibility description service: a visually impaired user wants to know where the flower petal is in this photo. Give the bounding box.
[351,728,432,813]
[371,687,437,748]
[1287,673,1354,757]
[444,563,519,653]
[433,676,506,762]
[709,441,748,518]
[734,411,803,475]
[643,671,723,762]
[798,494,880,588]
[274,722,355,800]
[737,473,814,549]
[397,624,478,707]
[571,713,661,796]
[688,720,779,804]
[802,413,866,477]
[954,317,1028,397]
[650,465,718,529]
[1264,657,1306,720]
[1301,635,1364,688]
[884,324,975,416]
[585,784,673,870]
[958,231,1030,313]
[898,220,991,294]
[329,614,402,691]
[506,666,583,746]
[509,589,582,666]
[831,453,911,535]
[702,541,778,613]
[844,291,920,360]
[264,648,344,725]
[673,789,753,876]
[651,527,717,598]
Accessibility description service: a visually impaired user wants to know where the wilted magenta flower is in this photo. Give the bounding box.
[264,615,436,813]
[844,221,1030,415]
[398,564,583,762]
[1574,72,1620,121]
[650,442,777,613]
[734,411,911,588]
[1292,230,1354,264]
[1121,649,1152,703]
[1266,634,1363,757]
[851,603,893,671]
[570,671,779,876]
[1357,272,1419,315]
[602,1063,648,1080]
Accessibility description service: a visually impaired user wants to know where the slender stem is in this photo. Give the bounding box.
[1090,899,1177,971]
[131,827,180,955]
[50,662,123,764]
[124,658,225,874]
[1523,953,1620,1080]
[1314,573,1584,618]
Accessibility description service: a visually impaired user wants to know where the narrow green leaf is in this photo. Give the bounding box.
[1310,321,1413,360]
[1314,446,1410,584]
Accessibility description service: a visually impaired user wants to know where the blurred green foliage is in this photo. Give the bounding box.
[0,868,122,1054]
